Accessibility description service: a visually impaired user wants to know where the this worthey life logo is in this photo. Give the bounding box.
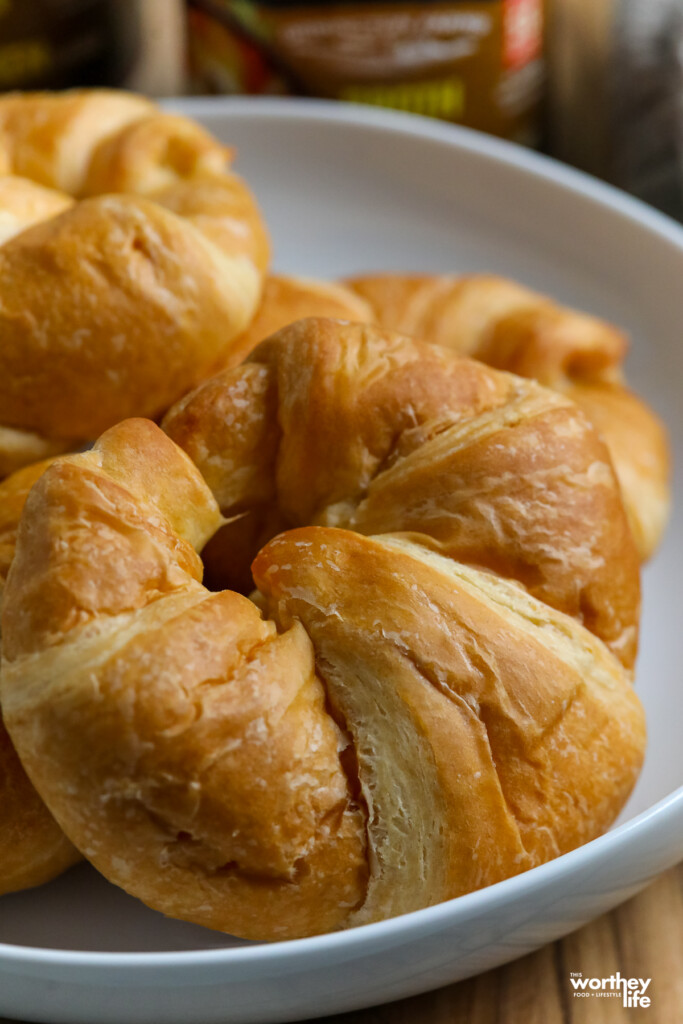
[569,972,651,1008]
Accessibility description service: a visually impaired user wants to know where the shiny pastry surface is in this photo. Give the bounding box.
[0,89,269,474]
[346,273,669,559]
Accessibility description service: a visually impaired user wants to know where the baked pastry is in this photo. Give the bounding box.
[164,319,641,669]
[1,380,644,938]
[0,89,269,476]
[0,720,79,897]
[0,177,77,476]
[346,274,669,559]
[0,459,56,632]
[0,459,80,895]
[218,274,375,369]
[0,419,366,937]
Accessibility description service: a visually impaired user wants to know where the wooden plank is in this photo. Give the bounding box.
[309,863,683,1024]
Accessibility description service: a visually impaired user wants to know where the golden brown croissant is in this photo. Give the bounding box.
[1,386,644,938]
[0,420,367,937]
[346,274,670,560]
[164,319,641,669]
[0,459,80,895]
[216,274,376,370]
[0,89,269,476]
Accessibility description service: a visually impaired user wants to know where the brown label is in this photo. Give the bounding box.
[188,0,544,143]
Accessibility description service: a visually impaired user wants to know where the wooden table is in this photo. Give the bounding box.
[305,863,683,1024]
[2,862,681,1024]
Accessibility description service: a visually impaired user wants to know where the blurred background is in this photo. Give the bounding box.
[1,0,681,218]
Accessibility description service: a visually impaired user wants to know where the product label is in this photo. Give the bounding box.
[188,0,544,143]
[503,0,542,68]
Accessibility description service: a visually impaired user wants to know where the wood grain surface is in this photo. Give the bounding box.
[305,863,683,1024]
[1,863,682,1023]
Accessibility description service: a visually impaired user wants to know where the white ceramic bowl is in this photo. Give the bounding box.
[1,98,682,1024]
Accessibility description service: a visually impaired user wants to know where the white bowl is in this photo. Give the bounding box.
[1,98,682,1024]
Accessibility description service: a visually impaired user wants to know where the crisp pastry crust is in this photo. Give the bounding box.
[1,421,368,937]
[255,528,645,924]
[564,381,669,564]
[0,459,80,895]
[0,721,79,897]
[0,90,155,195]
[0,459,56,605]
[346,273,670,559]
[0,89,269,473]
[216,274,376,369]
[0,401,645,938]
[164,318,641,669]
[0,96,657,930]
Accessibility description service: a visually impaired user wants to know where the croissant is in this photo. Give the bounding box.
[345,274,669,560]
[0,89,269,477]
[2,342,645,938]
[164,319,641,669]
[217,274,376,370]
[0,460,80,894]
[0,271,367,890]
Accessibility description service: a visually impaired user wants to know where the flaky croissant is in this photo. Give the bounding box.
[0,89,269,477]
[0,459,80,894]
[1,387,645,939]
[164,319,641,669]
[346,274,669,560]
[216,274,376,370]
[1,321,647,936]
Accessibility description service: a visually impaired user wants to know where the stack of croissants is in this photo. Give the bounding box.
[0,89,670,943]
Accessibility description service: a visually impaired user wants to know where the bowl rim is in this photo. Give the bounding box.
[3,96,683,972]
[166,95,683,249]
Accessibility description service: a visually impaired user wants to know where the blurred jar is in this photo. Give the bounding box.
[0,0,141,91]
[186,0,545,145]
